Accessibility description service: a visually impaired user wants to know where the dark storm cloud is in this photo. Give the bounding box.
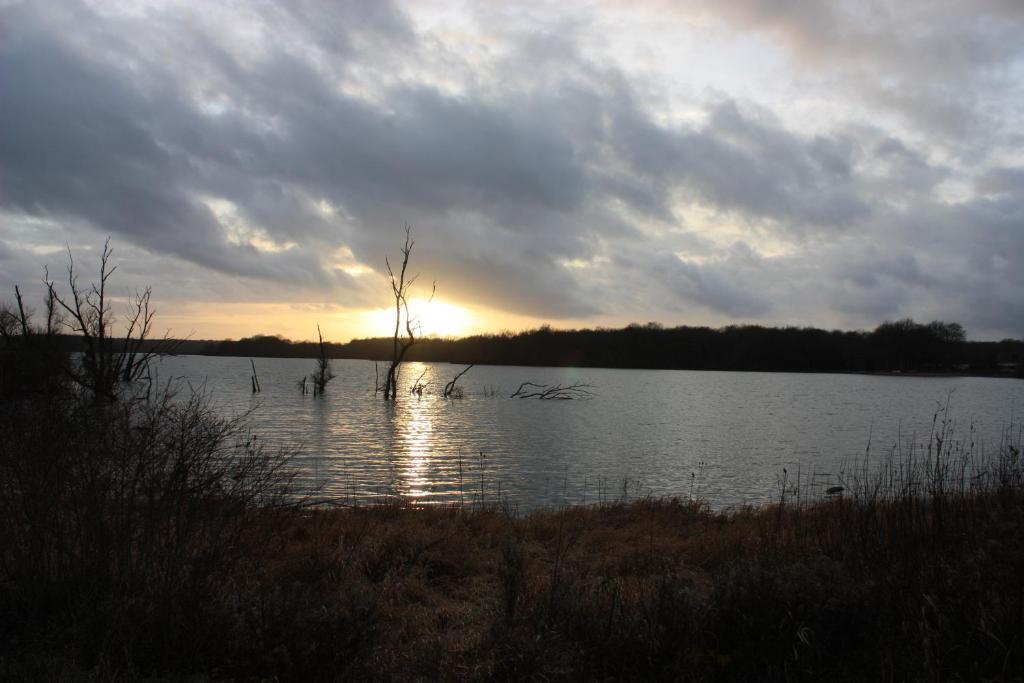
[0,2,347,289]
[606,240,773,320]
[0,0,1022,338]
[666,251,773,319]
[817,191,1024,338]
[868,136,949,197]
[977,167,1024,197]
[827,248,935,319]
[936,196,1024,336]
[609,100,871,232]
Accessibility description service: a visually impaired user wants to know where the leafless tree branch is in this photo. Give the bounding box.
[47,239,176,400]
[383,225,430,401]
[444,364,474,399]
[309,324,335,396]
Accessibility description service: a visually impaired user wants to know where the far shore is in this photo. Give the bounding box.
[111,320,1024,378]
[168,347,1024,380]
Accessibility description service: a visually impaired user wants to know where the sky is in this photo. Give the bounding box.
[1,0,1022,342]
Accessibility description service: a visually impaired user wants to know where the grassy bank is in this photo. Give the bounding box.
[3,446,1023,681]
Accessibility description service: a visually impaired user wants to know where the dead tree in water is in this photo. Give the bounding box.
[443,364,474,398]
[410,367,428,396]
[382,226,434,401]
[510,381,593,400]
[309,324,335,396]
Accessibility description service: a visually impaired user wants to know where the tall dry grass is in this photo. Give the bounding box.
[0,375,299,676]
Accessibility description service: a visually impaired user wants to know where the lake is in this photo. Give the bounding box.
[154,355,1024,510]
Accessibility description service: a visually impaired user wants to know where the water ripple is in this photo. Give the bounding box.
[155,357,1024,510]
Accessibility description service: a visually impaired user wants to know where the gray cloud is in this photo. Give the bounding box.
[1,0,1022,339]
[977,167,1024,196]
[680,0,1024,148]
[609,100,872,232]
[604,240,773,321]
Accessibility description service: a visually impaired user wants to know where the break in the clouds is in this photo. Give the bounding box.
[1,0,1022,340]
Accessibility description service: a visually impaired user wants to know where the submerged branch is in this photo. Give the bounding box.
[510,381,594,400]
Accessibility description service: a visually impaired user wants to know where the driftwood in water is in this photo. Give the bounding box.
[410,367,428,396]
[250,359,261,394]
[510,381,593,400]
[443,364,474,398]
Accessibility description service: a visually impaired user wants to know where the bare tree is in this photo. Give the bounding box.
[13,285,33,339]
[1,277,65,396]
[309,324,335,396]
[2,271,61,344]
[382,225,434,401]
[41,267,61,336]
[0,305,16,345]
[48,240,173,400]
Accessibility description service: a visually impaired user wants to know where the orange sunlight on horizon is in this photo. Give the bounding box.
[155,298,560,344]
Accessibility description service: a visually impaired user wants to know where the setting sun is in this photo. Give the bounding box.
[364,297,475,339]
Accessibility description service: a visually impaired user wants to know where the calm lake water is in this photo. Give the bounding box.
[155,355,1024,510]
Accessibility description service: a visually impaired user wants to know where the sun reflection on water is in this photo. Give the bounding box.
[392,363,437,501]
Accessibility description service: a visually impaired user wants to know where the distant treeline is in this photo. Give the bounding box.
[127,319,1022,376]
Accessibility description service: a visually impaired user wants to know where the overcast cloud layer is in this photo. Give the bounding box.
[1,0,1022,340]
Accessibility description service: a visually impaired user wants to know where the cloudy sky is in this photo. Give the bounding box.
[1,0,1022,342]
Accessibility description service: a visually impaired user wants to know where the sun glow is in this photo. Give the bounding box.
[364,297,475,339]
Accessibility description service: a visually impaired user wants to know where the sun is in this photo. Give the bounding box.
[364,297,475,339]
[410,298,474,338]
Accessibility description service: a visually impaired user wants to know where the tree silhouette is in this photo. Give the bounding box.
[309,324,335,396]
[382,225,434,400]
[47,240,172,400]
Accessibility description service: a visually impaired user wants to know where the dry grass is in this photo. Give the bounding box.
[3,484,1023,680]
[163,472,1019,682]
